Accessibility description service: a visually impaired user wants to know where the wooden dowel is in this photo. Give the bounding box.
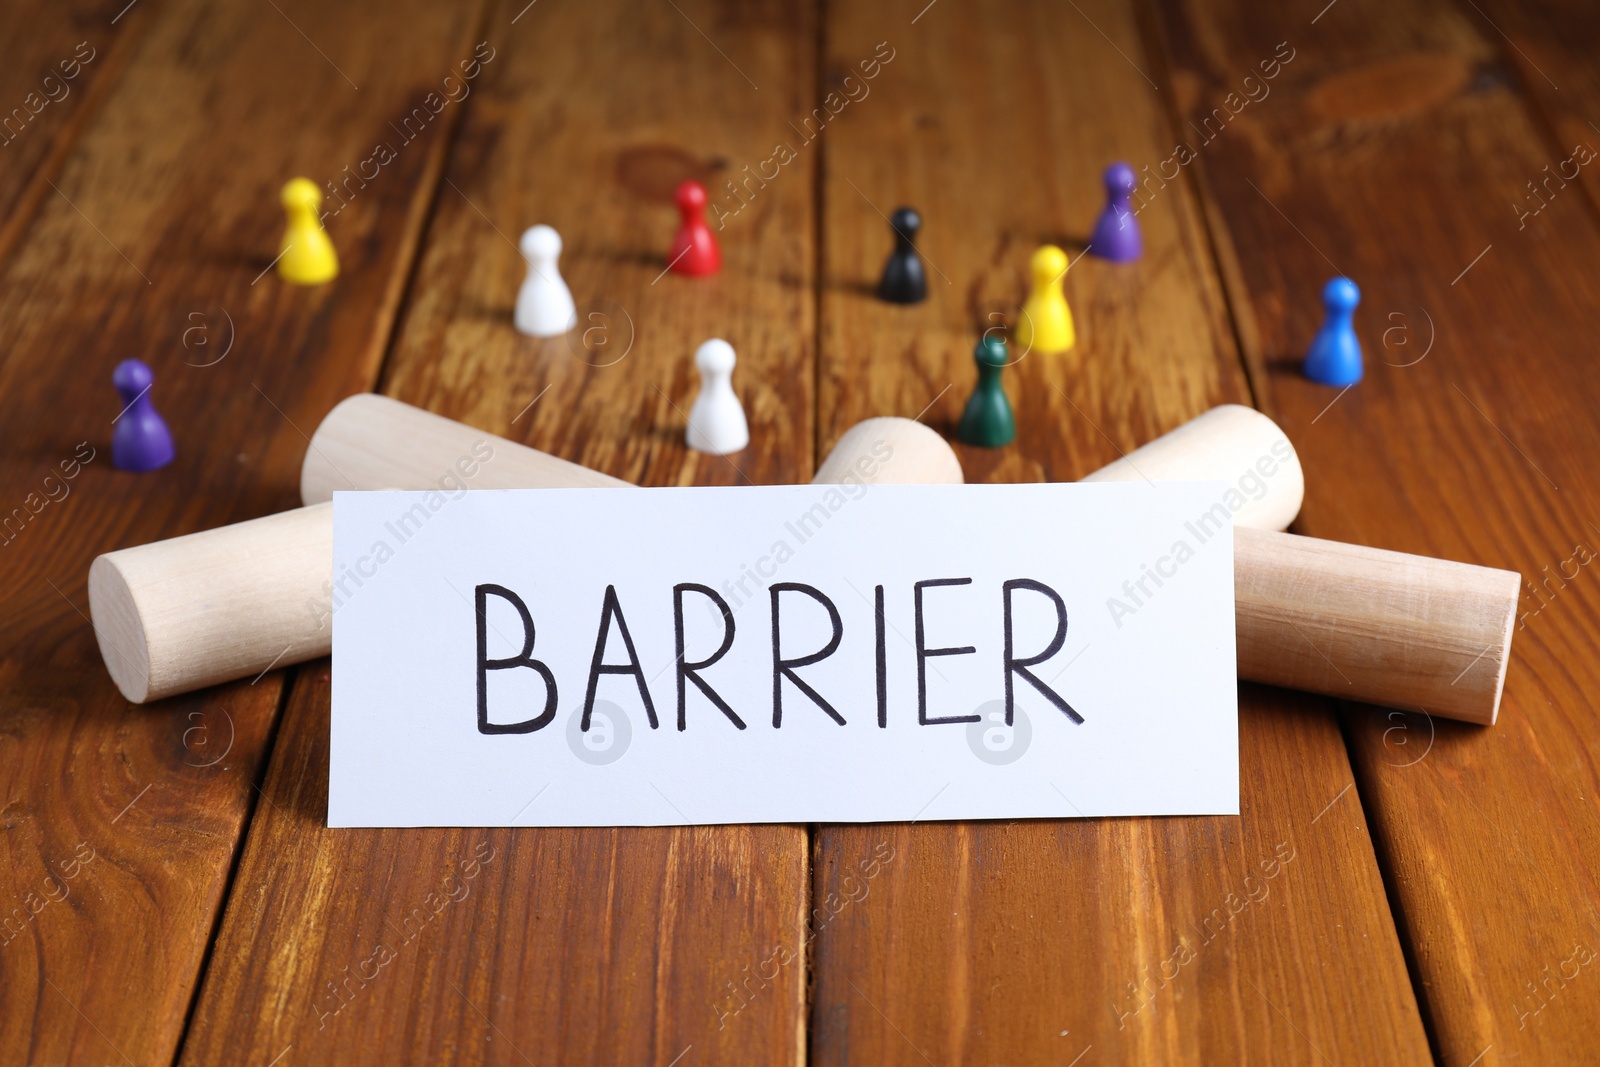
[1076,407,1517,724]
[90,504,337,704]
[1079,404,1304,533]
[299,395,964,502]
[300,395,630,500]
[1233,528,1517,725]
[89,404,963,703]
[91,395,1518,724]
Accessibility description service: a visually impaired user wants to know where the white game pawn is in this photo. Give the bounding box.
[514,224,577,337]
[686,338,749,455]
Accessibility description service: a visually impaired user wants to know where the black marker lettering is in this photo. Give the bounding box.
[770,582,846,726]
[874,583,887,728]
[1003,578,1083,724]
[915,578,979,724]
[674,583,745,730]
[474,584,558,734]
[583,585,660,730]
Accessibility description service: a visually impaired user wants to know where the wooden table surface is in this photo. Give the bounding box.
[3,0,1597,1063]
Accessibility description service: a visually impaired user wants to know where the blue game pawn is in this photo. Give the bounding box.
[1302,277,1363,387]
[112,359,175,472]
[1089,162,1141,263]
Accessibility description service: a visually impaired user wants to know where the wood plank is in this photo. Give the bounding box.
[178,1,817,1063]
[1463,0,1600,220]
[1147,0,1600,1061]
[0,0,145,268]
[810,1,1432,1063]
[0,1,486,1063]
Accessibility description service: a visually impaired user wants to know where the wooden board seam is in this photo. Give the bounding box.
[168,667,302,1067]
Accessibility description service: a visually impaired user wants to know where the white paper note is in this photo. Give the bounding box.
[330,483,1237,827]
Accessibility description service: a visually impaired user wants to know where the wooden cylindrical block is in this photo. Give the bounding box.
[90,505,335,705]
[300,395,629,501]
[1234,527,1518,725]
[811,417,965,487]
[1080,404,1304,532]
[300,395,964,503]
[90,404,964,704]
[1076,404,1516,721]
[90,395,1518,725]
[302,397,1517,721]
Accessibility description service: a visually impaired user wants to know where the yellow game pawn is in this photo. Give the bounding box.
[276,177,339,285]
[1015,244,1075,355]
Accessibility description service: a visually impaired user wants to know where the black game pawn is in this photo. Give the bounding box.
[877,206,927,304]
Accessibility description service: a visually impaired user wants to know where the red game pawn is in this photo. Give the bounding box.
[669,180,721,277]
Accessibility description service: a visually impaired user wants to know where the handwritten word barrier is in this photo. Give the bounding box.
[330,484,1237,826]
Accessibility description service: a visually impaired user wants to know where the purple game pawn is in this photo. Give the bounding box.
[111,359,174,472]
[1089,162,1142,263]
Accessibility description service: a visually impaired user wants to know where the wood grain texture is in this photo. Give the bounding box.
[0,0,144,269]
[179,0,818,1063]
[4,0,1593,1062]
[1462,0,1600,226]
[810,0,1432,1063]
[0,0,486,1062]
[1148,0,1600,1060]
[377,5,817,488]
[182,668,805,1067]
[816,689,1417,1065]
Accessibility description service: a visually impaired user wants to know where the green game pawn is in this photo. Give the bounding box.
[957,334,1016,447]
